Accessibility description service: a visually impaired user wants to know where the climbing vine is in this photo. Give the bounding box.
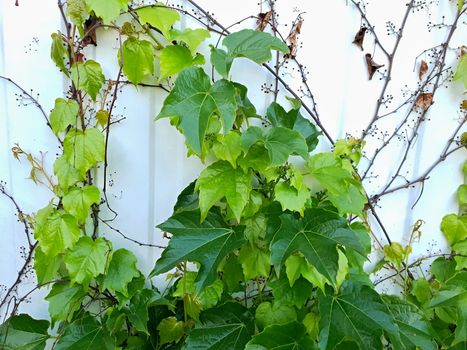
[0,0,466,349]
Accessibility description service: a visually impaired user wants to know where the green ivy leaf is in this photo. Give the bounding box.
[238,244,270,280]
[0,314,50,350]
[210,46,233,79]
[102,248,141,297]
[34,248,63,284]
[66,0,89,29]
[308,153,366,215]
[383,296,437,350]
[241,126,309,165]
[221,29,289,72]
[63,128,105,176]
[45,283,86,324]
[64,236,110,287]
[151,209,246,292]
[136,4,180,38]
[454,305,467,345]
[54,155,84,191]
[245,321,316,350]
[454,53,467,89]
[126,289,158,334]
[169,28,211,53]
[453,240,467,270]
[431,256,457,283]
[255,301,297,331]
[34,205,81,257]
[70,60,105,100]
[157,317,185,345]
[84,0,129,24]
[51,32,68,76]
[62,185,100,222]
[285,254,328,292]
[195,160,252,222]
[185,302,254,350]
[268,274,313,308]
[158,45,204,80]
[156,67,237,154]
[212,131,242,168]
[303,312,320,340]
[318,281,398,350]
[441,214,467,245]
[270,208,363,286]
[55,314,115,349]
[411,278,432,304]
[266,101,320,152]
[121,37,154,85]
[50,98,78,135]
[221,254,244,292]
[274,181,310,215]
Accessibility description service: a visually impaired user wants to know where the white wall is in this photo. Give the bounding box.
[0,0,465,320]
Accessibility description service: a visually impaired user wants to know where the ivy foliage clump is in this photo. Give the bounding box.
[0,0,466,349]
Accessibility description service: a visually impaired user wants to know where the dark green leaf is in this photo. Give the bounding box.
[245,321,316,350]
[255,301,297,331]
[210,47,233,79]
[318,281,398,350]
[383,295,437,350]
[266,102,320,151]
[127,289,158,334]
[152,209,246,291]
[0,314,49,350]
[45,282,86,324]
[51,32,68,76]
[102,248,141,296]
[268,274,313,308]
[241,126,308,165]
[156,67,237,154]
[270,208,363,285]
[223,28,289,65]
[55,314,115,349]
[185,302,254,350]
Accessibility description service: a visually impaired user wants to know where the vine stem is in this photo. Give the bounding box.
[0,76,61,145]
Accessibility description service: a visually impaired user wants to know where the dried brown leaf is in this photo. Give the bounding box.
[418,60,428,81]
[415,92,433,110]
[82,16,100,47]
[256,11,272,32]
[353,26,367,51]
[365,53,384,80]
[286,19,304,58]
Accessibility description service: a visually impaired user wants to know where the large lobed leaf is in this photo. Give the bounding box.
[121,37,154,85]
[318,281,398,350]
[156,67,237,155]
[151,209,246,292]
[0,314,50,350]
[270,208,364,286]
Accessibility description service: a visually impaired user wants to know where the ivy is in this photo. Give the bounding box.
[1,0,466,349]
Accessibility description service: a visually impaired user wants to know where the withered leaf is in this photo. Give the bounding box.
[415,92,433,110]
[365,53,384,80]
[418,60,428,81]
[82,16,100,48]
[286,19,304,58]
[353,26,367,51]
[257,11,273,32]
